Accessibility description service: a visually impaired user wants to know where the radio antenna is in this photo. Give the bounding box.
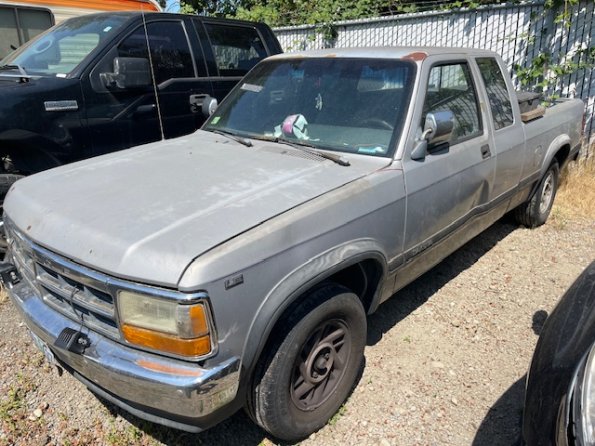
[141,8,165,140]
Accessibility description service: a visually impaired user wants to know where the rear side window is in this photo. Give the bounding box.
[423,62,483,145]
[118,21,195,84]
[203,23,267,76]
[477,57,514,130]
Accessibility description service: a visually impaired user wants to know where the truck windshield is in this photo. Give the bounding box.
[0,15,128,76]
[204,58,415,158]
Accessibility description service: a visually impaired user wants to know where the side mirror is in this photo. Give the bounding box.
[411,111,455,160]
[100,57,151,89]
[426,110,455,145]
[189,94,218,117]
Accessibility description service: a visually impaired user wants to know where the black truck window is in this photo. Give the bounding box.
[204,23,267,76]
[476,57,514,130]
[118,21,195,84]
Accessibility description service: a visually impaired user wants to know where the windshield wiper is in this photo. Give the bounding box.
[266,137,350,167]
[0,64,27,76]
[0,64,31,83]
[209,129,253,147]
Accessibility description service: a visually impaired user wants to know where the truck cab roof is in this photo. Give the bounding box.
[267,46,501,61]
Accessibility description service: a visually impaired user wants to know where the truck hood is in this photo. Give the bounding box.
[5,130,389,287]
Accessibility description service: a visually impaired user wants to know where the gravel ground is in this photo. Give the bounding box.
[1,213,594,446]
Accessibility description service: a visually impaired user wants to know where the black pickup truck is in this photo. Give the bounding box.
[0,11,282,196]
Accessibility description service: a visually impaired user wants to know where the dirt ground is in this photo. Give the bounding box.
[1,211,594,445]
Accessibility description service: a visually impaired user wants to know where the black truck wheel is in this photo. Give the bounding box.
[514,161,559,228]
[249,284,366,442]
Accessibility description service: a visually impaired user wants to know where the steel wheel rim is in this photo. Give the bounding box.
[539,171,555,215]
[290,319,351,411]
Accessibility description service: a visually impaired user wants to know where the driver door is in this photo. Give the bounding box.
[398,60,495,286]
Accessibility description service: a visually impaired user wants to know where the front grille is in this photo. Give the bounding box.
[7,222,120,340]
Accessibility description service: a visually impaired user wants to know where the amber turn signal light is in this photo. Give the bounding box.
[122,324,211,357]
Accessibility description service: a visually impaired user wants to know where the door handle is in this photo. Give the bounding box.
[135,104,157,114]
[480,144,491,159]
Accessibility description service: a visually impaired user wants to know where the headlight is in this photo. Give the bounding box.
[118,290,213,358]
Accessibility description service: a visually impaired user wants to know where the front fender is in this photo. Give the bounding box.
[0,129,64,173]
[240,238,388,377]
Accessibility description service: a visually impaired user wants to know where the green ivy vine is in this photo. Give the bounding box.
[513,0,593,96]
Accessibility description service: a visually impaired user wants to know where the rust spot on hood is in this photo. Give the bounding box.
[403,51,428,62]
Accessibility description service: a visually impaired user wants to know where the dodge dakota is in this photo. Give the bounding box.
[2,47,584,441]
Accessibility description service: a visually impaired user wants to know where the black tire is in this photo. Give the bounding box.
[248,284,366,442]
[514,161,559,228]
[0,173,24,255]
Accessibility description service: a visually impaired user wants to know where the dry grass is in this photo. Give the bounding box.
[554,147,595,222]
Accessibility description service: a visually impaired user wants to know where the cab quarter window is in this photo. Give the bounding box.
[204,23,267,76]
[423,62,482,145]
[117,21,195,84]
[476,57,514,130]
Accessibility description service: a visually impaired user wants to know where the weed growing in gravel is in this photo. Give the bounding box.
[0,373,38,435]
[549,207,568,230]
[104,418,160,446]
[327,404,347,426]
[555,147,595,221]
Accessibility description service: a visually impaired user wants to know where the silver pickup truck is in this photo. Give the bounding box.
[2,47,584,441]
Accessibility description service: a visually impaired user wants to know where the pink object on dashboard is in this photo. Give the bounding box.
[282,115,298,135]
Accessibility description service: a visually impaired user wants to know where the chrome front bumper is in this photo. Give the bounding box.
[8,279,241,432]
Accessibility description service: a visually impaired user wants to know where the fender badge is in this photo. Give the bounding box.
[224,274,244,290]
[44,100,78,112]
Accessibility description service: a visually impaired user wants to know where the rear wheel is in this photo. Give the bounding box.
[514,161,559,228]
[249,284,366,442]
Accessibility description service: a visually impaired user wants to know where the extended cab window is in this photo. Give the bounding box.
[476,57,514,130]
[203,23,267,76]
[423,62,482,144]
[118,21,195,84]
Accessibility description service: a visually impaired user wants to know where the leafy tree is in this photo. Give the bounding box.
[234,0,383,27]
[178,0,240,15]
[177,0,528,28]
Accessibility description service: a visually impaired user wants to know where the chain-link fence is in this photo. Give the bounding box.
[274,1,595,145]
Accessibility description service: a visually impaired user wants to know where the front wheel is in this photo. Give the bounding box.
[248,284,366,442]
[514,161,559,228]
